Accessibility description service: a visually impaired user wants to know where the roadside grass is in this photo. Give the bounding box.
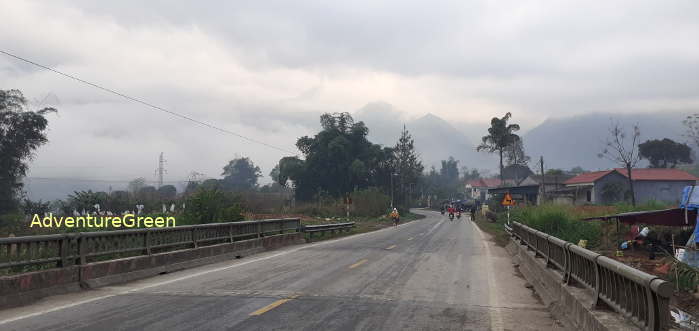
[472,213,511,247]
[510,201,673,250]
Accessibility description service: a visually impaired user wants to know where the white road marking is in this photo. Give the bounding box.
[472,222,505,331]
[0,214,427,325]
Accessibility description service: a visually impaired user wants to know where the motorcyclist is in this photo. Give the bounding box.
[447,205,455,220]
[390,208,400,227]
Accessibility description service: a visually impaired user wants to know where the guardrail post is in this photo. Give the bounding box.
[645,286,657,331]
[544,236,551,267]
[258,222,263,238]
[192,228,198,249]
[144,229,152,255]
[279,222,284,235]
[591,256,601,309]
[58,235,69,267]
[77,233,86,265]
[563,243,572,285]
[229,224,234,243]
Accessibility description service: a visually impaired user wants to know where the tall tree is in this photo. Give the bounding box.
[684,114,699,149]
[0,89,56,213]
[393,125,424,208]
[269,164,281,184]
[221,157,262,191]
[128,178,147,194]
[639,138,692,168]
[598,122,641,206]
[282,113,394,200]
[477,112,521,183]
[505,138,530,184]
[157,185,177,201]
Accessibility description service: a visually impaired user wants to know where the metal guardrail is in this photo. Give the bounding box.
[0,218,301,272]
[302,222,355,240]
[511,222,673,331]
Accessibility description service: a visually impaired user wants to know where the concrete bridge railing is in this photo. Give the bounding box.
[510,221,673,331]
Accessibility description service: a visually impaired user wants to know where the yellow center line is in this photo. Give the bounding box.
[348,259,369,269]
[386,244,397,250]
[249,297,295,316]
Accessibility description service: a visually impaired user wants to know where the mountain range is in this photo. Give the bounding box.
[22,102,694,202]
[354,102,693,173]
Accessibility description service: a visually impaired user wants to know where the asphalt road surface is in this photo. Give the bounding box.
[0,209,564,330]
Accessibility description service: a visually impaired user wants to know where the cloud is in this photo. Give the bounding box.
[1,0,698,198]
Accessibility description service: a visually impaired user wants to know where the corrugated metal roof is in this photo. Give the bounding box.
[613,168,698,181]
[564,170,614,185]
[564,168,698,185]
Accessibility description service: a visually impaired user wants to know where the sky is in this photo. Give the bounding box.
[2,0,699,191]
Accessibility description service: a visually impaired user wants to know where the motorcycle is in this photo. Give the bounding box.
[457,212,461,220]
[440,209,445,215]
[449,213,454,221]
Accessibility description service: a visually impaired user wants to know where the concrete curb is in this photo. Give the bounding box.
[0,233,305,310]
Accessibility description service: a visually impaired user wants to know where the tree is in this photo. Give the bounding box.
[136,186,158,210]
[502,164,534,183]
[282,113,395,200]
[477,112,521,183]
[505,138,530,183]
[221,157,261,191]
[277,156,305,187]
[128,178,147,194]
[438,157,461,199]
[183,188,244,224]
[684,114,699,149]
[639,138,692,168]
[269,164,281,184]
[546,169,565,176]
[157,185,177,201]
[461,167,481,181]
[393,125,424,208]
[108,190,132,213]
[598,122,641,206]
[67,190,105,213]
[0,89,56,213]
[22,199,50,215]
[569,166,587,175]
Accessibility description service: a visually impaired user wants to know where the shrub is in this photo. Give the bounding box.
[182,188,244,224]
[351,188,391,217]
[512,204,602,248]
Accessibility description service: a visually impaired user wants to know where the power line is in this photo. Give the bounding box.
[0,49,297,155]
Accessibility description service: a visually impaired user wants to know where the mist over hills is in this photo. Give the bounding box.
[22,102,694,203]
[353,102,496,172]
[523,111,691,171]
[355,103,694,174]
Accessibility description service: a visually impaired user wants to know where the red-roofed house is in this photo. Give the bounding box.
[560,168,698,205]
[465,178,501,201]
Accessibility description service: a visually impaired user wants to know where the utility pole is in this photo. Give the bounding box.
[156,152,167,188]
[539,156,546,203]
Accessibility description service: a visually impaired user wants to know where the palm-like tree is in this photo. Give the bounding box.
[477,112,521,183]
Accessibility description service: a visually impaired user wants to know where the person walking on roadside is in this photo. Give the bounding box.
[390,208,400,227]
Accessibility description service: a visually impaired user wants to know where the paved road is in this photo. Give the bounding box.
[0,209,563,330]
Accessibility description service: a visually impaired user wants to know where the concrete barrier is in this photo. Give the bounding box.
[507,239,641,331]
[0,233,304,309]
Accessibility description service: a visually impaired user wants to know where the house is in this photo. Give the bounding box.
[465,178,501,201]
[559,168,698,205]
[520,174,574,204]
